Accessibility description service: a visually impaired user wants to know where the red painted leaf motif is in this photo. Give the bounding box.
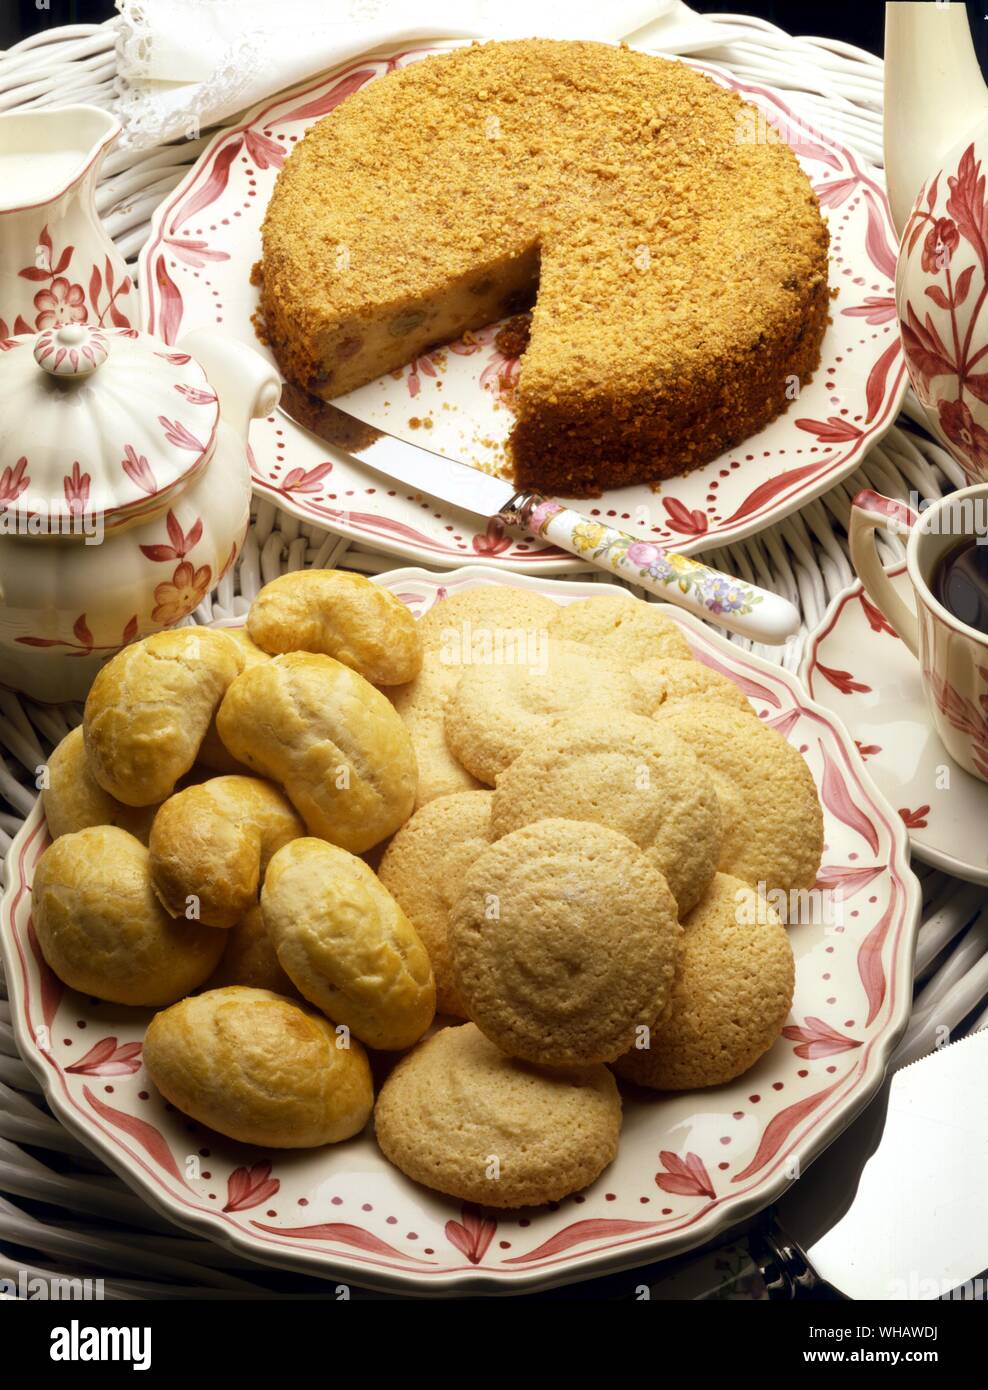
[863,190,898,280]
[248,1220,432,1261]
[722,461,827,525]
[860,593,898,636]
[814,863,884,899]
[663,496,709,536]
[764,708,801,738]
[926,172,940,212]
[89,264,102,312]
[503,1219,656,1264]
[815,662,871,695]
[655,1150,715,1198]
[444,1206,497,1264]
[813,176,856,208]
[865,339,902,423]
[121,444,157,495]
[159,416,205,452]
[858,897,895,1025]
[794,416,863,443]
[732,1081,844,1182]
[472,516,511,555]
[0,455,30,505]
[224,1161,280,1212]
[52,245,73,276]
[27,921,62,1029]
[841,296,897,324]
[66,1037,143,1075]
[946,143,988,270]
[818,740,881,854]
[83,1086,186,1183]
[18,265,50,282]
[963,372,988,406]
[280,462,333,493]
[281,71,376,123]
[855,740,882,759]
[782,1017,862,1060]
[954,263,976,308]
[244,128,286,171]
[899,805,930,830]
[900,303,955,393]
[153,254,183,344]
[925,285,951,311]
[169,137,243,232]
[72,614,93,649]
[121,615,139,645]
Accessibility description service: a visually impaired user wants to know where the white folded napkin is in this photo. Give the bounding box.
[114,0,725,146]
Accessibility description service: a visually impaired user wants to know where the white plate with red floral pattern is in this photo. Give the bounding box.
[801,562,988,886]
[139,42,907,570]
[2,570,920,1293]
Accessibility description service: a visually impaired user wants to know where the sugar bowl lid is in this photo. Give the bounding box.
[0,324,219,534]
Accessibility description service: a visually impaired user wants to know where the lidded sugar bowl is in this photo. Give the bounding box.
[0,323,279,701]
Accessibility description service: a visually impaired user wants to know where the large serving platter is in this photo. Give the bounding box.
[140,42,906,568]
[2,569,920,1293]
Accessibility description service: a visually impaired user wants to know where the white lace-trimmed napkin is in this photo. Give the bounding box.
[113,0,724,146]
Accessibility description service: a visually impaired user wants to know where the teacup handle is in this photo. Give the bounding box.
[848,490,920,657]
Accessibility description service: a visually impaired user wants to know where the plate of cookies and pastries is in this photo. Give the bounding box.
[140,37,907,570]
[1,566,921,1293]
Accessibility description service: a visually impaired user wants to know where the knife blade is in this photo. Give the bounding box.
[278,384,801,645]
[760,1027,988,1300]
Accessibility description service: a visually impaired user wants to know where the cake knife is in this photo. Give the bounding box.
[279,386,801,644]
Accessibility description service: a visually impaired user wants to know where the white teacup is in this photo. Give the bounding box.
[849,484,988,783]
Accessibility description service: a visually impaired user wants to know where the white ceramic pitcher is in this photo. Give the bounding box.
[0,105,136,339]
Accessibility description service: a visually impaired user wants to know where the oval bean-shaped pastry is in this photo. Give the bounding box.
[216,652,417,853]
[149,775,305,929]
[42,726,158,842]
[84,628,245,807]
[262,837,436,1050]
[31,826,225,1006]
[144,987,374,1147]
[247,569,422,686]
[207,905,300,996]
[197,628,272,775]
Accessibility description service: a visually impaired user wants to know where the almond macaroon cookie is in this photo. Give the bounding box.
[631,655,756,717]
[448,818,681,1066]
[377,790,493,1017]
[549,592,691,665]
[445,637,650,785]
[652,704,824,895]
[613,873,794,1090]
[375,1023,621,1207]
[390,585,558,807]
[490,712,722,915]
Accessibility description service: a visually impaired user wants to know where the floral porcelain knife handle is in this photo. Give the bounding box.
[502,494,801,644]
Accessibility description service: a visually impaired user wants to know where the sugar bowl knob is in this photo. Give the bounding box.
[34,324,109,379]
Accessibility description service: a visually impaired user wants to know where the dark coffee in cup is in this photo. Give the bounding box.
[932,537,988,635]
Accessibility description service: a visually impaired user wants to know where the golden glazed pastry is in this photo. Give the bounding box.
[390,586,557,807]
[144,987,374,1147]
[197,628,271,776]
[84,628,245,806]
[377,790,494,1017]
[42,726,158,842]
[613,873,794,1089]
[489,712,722,915]
[375,1023,622,1207]
[449,819,681,1066]
[652,704,824,895]
[207,904,300,996]
[247,569,422,686]
[216,651,417,853]
[148,776,305,929]
[259,40,829,496]
[262,837,436,1050]
[445,637,650,785]
[31,826,225,1006]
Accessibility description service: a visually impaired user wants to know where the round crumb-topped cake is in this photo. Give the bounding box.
[259,39,830,497]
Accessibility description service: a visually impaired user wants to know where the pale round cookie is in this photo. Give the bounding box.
[489,713,721,915]
[377,790,493,1017]
[390,586,558,807]
[549,592,691,666]
[449,819,680,1066]
[613,873,794,1090]
[375,1023,621,1207]
[445,637,649,785]
[631,656,755,716]
[417,585,558,655]
[651,705,824,895]
[390,661,483,808]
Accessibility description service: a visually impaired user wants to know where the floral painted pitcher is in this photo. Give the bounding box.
[0,105,135,340]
